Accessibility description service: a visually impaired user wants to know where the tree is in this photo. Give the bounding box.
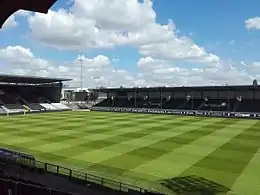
[253,79,258,86]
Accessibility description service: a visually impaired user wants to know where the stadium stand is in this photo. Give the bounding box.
[199,99,229,111]
[61,89,103,110]
[0,106,6,114]
[63,102,80,110]
[51,103,71,110]
[40,103,60,111]
[2,106,25,114]
[92,85,260,119]
[96,98,112,107]
[76,104,90,109]
[0,75,72,115]
[26,103,46,111]
[95,95,108,104]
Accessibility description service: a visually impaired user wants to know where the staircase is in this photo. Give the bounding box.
[160,98,172,109]
[93,97,107,106]
[177,100,189,109]
[17,96,29,105]
[197,101,206,111]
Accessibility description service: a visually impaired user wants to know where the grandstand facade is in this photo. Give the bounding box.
[93,85,260,113]
[0,75,71,114]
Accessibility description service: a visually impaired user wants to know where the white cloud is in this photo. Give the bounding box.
[137,56,254,86]
[0,46,256,88]
[0,45,138,88]
[139,39,220,66]
[1,2,257,87]
[247,61,260,74]
[71,0,155,31]
[0,45,34,58]
[245,17,260,30]
[26,0,219,66]
[2,15,17,29]
[0,46,50,71]
[76,55,110,68]
[14,10,32,17]
[137,56,169,70]
[1,10,32,29]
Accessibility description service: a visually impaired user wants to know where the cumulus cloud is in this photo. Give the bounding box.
[0,46,256,88]
[2,15,17,29]
[137,57,254,86]
[245,17,260,30]
[245,61,260,74]
[71,0,155,31]
[15,10,32,17]
[0,46,50,73]
[76,55,111,68]
[0,45,139,87]
[139,39,220,66]
[26,0,220,66]
[1,1,257,87]
[1,10,32,29]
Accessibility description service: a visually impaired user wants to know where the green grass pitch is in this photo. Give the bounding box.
[0,111,259,195]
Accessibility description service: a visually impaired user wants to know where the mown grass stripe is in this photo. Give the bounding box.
[31,117,200,162]
[179,120,260,192]
[86,118,231,177]
[229,148,260,195]
[0,111,259,195]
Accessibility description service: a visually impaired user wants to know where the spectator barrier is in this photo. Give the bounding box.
[0,148,160,195]
[91,107,260,119]
[0,177,77,195]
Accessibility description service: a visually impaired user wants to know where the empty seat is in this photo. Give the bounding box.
[27,103,46,111]
[77,104,89,109]
[4,104,24,110]
[94,98,112,107]
[51,103,71,110]
[40,103,59,110]
[200,99,230,111]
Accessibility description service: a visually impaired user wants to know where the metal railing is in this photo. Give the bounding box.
[0,149,161,194]
[34,160,152,193]
[0,177,78,195]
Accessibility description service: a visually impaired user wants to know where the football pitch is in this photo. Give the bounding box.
[0,111,259,195]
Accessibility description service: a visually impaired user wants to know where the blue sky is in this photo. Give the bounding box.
[0,0,260,87]
[154,0,260,61]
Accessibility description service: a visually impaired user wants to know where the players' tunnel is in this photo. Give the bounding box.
[0,0,57,29]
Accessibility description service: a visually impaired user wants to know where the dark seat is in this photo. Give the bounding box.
[27,103,46,111]
[4,104,24,110]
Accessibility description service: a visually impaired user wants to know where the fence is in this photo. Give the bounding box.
[34,160,152,194]
[0,177,77,195]
[0,147,161,194]
[1,156,160,194]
